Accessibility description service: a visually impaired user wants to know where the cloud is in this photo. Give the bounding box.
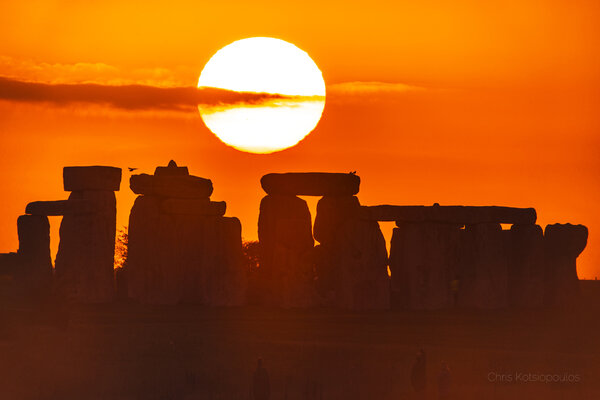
[0,71,419,113]
[0,56,196,87]
[0,77,316,112]
[328,81,422,95]
[324,81,425,105]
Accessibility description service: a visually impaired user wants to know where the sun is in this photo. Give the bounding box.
[197,37,326,154]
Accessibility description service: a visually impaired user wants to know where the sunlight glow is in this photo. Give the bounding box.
[197,37,326,154]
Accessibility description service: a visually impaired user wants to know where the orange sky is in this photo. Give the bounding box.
[0,0,599,277]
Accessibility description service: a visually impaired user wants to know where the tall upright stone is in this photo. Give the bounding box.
[313,196,361,303]
[313,195,390,310]
[126,161,246,305]
[389,222,461,310]
[506,224,545,308]
[15,215,53,295]
[543,223,588,307]
[54,166,121,303]
[257,194,316,307]
[332,218,390,310]
[203,217,246,306]
[313,196,360,244]
[127,195,168,304]
[458,223,508,309]
[257,172,391,309]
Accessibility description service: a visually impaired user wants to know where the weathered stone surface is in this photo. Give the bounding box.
[257,194,316,307]
[17,215,50,256]
[506,224,545,308]
[178,215,246,306]
[311,196,389,310]
[16,215,53,293]
[55,191,116,303]
[313,244,337,302]
[261,173,360,196]
[543,223,588,307]
[202,217,246,306]
[389,222,461,310]
[330,219,390,310]
[126,196,170,303]
[359,205,537,225]
[26,200,92,216]
[63,166,121,192]
[154,160,189,177]
[160,199,226,216]
[313,196,360,244]
[126,196,246,305]
[177,215,246,305]
[457,223,508,309]
[128,195,195,304]
[130,173,213,198]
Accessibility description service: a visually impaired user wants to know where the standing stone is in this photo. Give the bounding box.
[313,196,361,244]
[127,195,197,304]
[332,219,390,310]
[258,194,316,307]
[16,215,53,295]
[171,213,244,306]
[506,224,545,308]
[313,243,337,303]
[55,190,117,303]
[543,223,588,307]
[389,222,461,310]
[203,217,246,306]
[22,166,121,303]
[127,195,168,303]
[126,162,246,305]
[458,223,508,309]
[311,195,390,310]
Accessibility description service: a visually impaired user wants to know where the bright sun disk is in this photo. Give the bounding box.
[197,37,326,154]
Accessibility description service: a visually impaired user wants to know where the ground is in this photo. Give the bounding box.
[1,281,599,400]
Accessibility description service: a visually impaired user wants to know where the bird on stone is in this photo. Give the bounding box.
[349,171,357,175]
